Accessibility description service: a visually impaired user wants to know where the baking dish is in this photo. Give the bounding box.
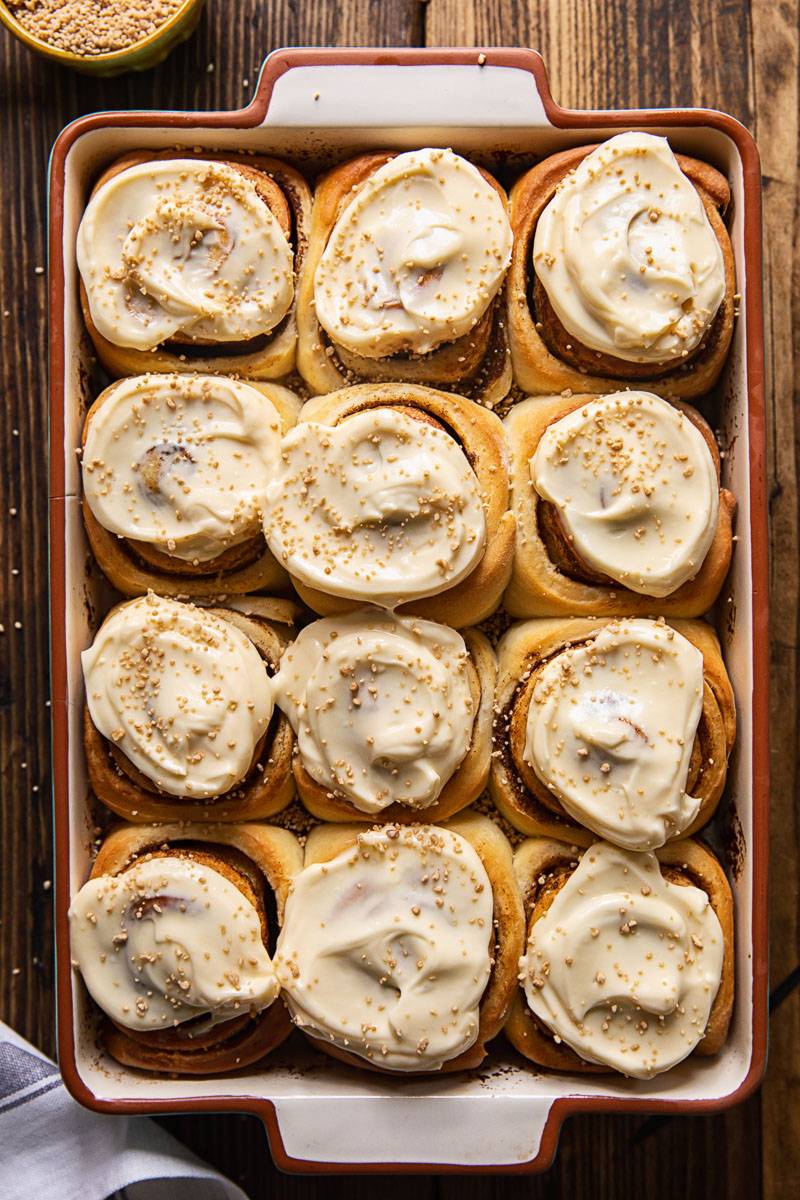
[48,46,768,1174]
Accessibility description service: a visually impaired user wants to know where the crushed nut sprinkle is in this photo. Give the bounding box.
[8,0,186,56]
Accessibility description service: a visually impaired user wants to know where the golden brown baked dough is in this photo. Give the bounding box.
[287,811,525,1074]
[296,152,511,405]
[85,820,303,1074]
[84,599,300,822]
[490,617,736,845]
[504,835,734,1073]
[81,379,300,599]
[79,150,311,380]
[277,382,516,627]
[503,394,736,617]
[293,627,496,824]
[506,145,735,399]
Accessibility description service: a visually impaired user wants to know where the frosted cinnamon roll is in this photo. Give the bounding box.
[274,813,524,1073]
[297,148,513,405]
[82,593,298,822]
[507,133,735,398]
[503,392,735,617]
[262,382,515,627]
[69,820,302,1074]
[77,151,310,380]
[274,608,495,823]
[491,617,736,850]
[506,838,734,1077]
[81,373,300,598]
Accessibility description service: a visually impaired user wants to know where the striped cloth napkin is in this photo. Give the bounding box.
[0,1021,250,1200]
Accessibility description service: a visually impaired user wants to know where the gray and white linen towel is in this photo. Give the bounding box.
[0,1020,250,1200]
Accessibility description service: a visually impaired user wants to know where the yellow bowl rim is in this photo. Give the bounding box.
[0,0,202,67]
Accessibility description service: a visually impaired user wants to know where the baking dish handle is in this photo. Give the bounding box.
[268,1094,556,1171]
[256,48,554,131]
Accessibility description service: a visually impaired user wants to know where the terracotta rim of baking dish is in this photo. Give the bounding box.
[48,45,768,1176]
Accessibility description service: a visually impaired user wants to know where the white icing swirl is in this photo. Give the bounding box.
[314,148,512,357]
[69,857,278,1032]
[77,159,294,350]
[275,825,494,1071]
[520,841,725,1078]
[524,619,704,850]
[274,608,474,814]
[533,132,726,363]
[82,594,273,798]
[532,392,719,596]
[82,373,283,563]
[262,408,486,607]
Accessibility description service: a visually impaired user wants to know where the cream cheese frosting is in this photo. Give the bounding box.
[82,593,273,798]
[262,407,486,607]
[523,619,704,850]
[533,132,726,363]
[519,841,725,1078]
[77,159,294,350]
[69,856,278,1032]
[275,825,494,1071]
[531,391,719,596]
[82,373,283,563]
[314,148,512,358]
[273,608,474,814]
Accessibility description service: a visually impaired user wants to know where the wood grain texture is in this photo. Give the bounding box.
[0,0,796,1195]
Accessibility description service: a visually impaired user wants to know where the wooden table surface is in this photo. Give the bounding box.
[0,1,796,1195]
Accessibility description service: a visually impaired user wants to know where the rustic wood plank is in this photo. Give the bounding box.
[425,0,755,119]
[751,0,800,1196]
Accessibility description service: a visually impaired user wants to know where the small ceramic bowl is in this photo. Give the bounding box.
[0,0,205,76]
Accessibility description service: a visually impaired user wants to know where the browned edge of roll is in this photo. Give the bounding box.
[84,601,300,822]
[288,810,525,1075]
[282,382,516,628]
[80,377,301,598]
[84,819,303,1074]
[506,144,735,400]
[503,834,734,1074]
[296,152,512,406]
[79,150,312,380]
[295,628,496,824]
[489,616,736,846]
[502,393,736,618]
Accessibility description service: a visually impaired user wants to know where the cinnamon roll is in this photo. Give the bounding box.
[82,593,298,822]
[81,373,300,598]
[491,617,736,850]
[503,391,736,617]
[68,820,303,1074]
[297,148,513,405]
[507,133,735,399]
[505,837,734,1077]
[77,151,310,380]
[273,608,495,824]
[261,382,515,627]
[274,812,524,1073]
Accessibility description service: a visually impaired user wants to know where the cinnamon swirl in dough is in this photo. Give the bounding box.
[491,617,736,850]
[507,133,735,398]
[274,607,495,823]
[81,373,300,598]
[77,151,310,379]
[69,820,302,1073]
[506,837,734,1077]
[262,382,515,627]
[82,593,298,822]
[274,812,524,1073]
[297,148,513,404]
[504,391,735,617]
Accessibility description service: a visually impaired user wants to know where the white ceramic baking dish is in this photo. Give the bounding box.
[49,46,768,1174]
